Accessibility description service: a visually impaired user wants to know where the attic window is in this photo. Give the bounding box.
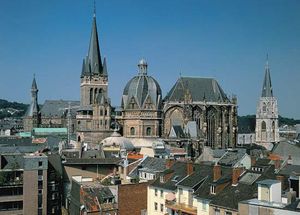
[210,185,216,194]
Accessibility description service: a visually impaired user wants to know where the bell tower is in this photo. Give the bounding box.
[255,57,279,150]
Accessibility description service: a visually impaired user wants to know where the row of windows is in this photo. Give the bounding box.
[154,189,163,197]
[154,202,164,212]
[130,127,152,136]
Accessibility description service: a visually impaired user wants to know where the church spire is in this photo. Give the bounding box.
[261,55,273,97]
[26,75,39,117]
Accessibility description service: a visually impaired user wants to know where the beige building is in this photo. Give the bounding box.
[0,153,48,215]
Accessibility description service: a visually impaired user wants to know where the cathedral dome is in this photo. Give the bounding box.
[122,59,162,110]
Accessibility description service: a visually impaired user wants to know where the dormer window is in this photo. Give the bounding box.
[210,185,216,194]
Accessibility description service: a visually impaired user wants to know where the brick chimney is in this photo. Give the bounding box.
[232,167,243,186]
[213,163,221,182]
[187,161,194,176]
[166,159,175,169]
[274,159,281,170]
[251,156,256,166]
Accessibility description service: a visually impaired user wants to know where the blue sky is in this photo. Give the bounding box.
[0,0,299,118]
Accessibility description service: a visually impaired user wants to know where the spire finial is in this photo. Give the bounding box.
[93,0,96,17]
[266,53,269,69]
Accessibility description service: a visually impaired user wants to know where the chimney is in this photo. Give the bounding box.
[276,175,285,190]
[232,167,243,186]
[287,188,297,204]
[287,155,293,165]
[274,159,281,170]
[166,159,175,169]
[213,163,221,182]
[187,161,194,176]
[251,156,256,166]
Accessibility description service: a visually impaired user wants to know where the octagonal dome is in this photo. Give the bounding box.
[122,59,162,110]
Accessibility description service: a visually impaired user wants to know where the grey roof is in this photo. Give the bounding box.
[257,179,280,186]
[164,77,229,103]
[218,149,247,167]
[40,100,80,117]
[122,63,162,110]
[279,165,300,177]
[261,62,273,97]
[128,157,166,178]
[150,162,188,191]
[81,15,106,77]
[239,172,261,185]
[63,158,121,165]
[272,141,300,165]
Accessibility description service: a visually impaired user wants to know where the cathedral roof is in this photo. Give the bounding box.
[261,61,273,97]
[81,15,107,77]
[122,59,162,109]
[40,100,80,117]
[164,77,228,103]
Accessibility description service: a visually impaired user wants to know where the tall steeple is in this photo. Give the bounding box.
[81,11,105,77]
[26,75,39,117]
[261,56,273,97]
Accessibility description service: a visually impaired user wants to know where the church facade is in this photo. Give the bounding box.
[255,60,279,150]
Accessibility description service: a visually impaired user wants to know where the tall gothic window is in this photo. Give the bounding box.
[193,108,201,130]
[207,109,216,148]
[89,88,93,105]
[94,88,98,103]
[261,121,267,141]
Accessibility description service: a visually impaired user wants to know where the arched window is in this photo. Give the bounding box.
[130,127,135,136]
[100,109,103,116]
[146,127,152,136]
[262,103,267,112]
[89,88,93,105]
[94,88,98,103]
[77,136,81,142]
[261,121,267,141]
[207,109,216,148]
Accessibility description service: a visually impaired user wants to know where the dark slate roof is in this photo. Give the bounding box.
[261,62,273,97]
[279,165,300,177]
[122,67,162,110]
[128,157,166,178]
[63,158,121,165]
[81,15,106,77]
[208,165,276,211]
[177,164,214,189]
[164,77,229,103]
[40,100,80,117]
[150,162,188,191]
[0,154,24,169]
[217,149,247,167]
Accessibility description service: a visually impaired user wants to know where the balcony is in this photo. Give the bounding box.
[165,200,197,215]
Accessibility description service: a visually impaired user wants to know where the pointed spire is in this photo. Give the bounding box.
[102,57,108,77]
[32,74,38,90]
[261,55,273,97]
